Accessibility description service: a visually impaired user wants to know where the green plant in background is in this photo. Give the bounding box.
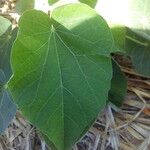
[0,0,149,149]
[0,16,17,134]
[109,59,127,107]
[48,0,59,5]
[0,16,11,36]
[15,0,35,14]
[98,0,150,77]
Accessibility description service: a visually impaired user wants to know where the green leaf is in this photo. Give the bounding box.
[109,59,127,107]
[16,0,35,14]
[126,0,150,41]
[0,27,18,81]
[79,0,98,8]
[0,90,17,134]
[98,0,150,76]
[48,0,59,5]
[131,46,150,77]
[41,133,57,150]
[0,71,16,134]
[111,26,127,53]
[125,30,150,77]
[0,16,11,36]
[95,2,127,53]
[97,0,150,53]
[9,4,113,150]
[0,25,17,134]
[98,0,150,41]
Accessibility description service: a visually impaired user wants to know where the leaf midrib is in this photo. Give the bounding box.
[53,28,100,148]
[54,28,103,149]
[53,29,65,149]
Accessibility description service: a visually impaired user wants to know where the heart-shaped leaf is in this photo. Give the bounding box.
[9,4,113,150]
